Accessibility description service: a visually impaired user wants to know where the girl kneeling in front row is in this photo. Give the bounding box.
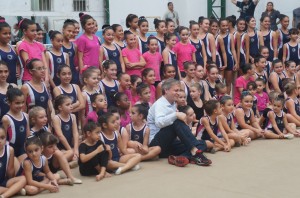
[197,100,235,153]
[99,113,142,175]
[219,96,251,146]
[125,104,161,161]
[264,97,300,139]
[234,91,264,140]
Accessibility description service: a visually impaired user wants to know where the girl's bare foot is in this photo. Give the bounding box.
[96,174,105,181]
[105,172,112,178]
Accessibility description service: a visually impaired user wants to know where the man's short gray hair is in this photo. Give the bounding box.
[161,79,180,95]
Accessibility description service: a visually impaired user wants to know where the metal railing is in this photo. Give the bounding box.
[73,0,86,11]
[31,0,52,11]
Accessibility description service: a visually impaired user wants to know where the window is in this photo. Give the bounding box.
[31,0,52,11]
[73,0,87,12]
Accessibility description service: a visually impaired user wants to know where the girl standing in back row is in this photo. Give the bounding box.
[62,19,79,84]
[246,17,264,63]
[259,16,278,61]
[189,21,207,67]
[45,30,69,88]
[17,18,49,85]
[99,26,125,75]
[137,17,149,54]
[218,19,238,95]
[76,13,100,73]
[173,27,196,77]
[0,17,20,84]
[198,17,216,65]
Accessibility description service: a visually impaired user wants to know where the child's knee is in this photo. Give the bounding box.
[229,139,235,146]
[25,185,39,195]
[288,123,296,130]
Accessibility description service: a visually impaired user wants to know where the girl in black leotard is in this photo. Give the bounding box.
[205,65,220,98]
[187,83,204,121]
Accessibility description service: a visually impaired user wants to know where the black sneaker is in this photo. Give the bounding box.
[190,150,212,166]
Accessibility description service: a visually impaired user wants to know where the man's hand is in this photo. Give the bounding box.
[231,0,238,5]
[176,112,186,122]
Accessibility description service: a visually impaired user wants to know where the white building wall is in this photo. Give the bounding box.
[110,0,298,30]
[0,0,105,31]
[0,0,298,32]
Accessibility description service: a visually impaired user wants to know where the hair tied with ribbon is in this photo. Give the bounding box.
[80,13,86,20]
[18,18,25,28]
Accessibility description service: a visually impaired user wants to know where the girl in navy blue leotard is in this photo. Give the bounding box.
[218,19,238,96]
[100,27,125,75]
[260,16,278,61]
[277,15,290,61]
[189,21,207,66]
[0,19,20,84]
[2,88,30,160]
[0,62,18,126]
[233,92,264,140]
[52,95,79,161]
[269,59,286,93]
[246,17,261,62]
[259,46,273,77]
[137,17,149,54]
[153,19,167,54]
[99,112,141,175]
[196,100,234,153]
[62,19,79,84]
[125,104,161,160]
[112,24,126,50]
[162,33,180,80]
[0,127,27,198]
[283,28,300,65]
[20,135,65,195]
[205,65,220,98]
[53,65,85,118]
[21,59,51,113]
[100,60,119,107]
[46,31,69,88]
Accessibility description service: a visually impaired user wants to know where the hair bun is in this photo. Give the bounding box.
[189,20,196,24]
[48,30,53,37]
[277,94,285,99]
[79,12,85,18]
[140,102,150,109]
[102,24,110,30]
[0,16,6,23]
[139,16,146,21]
[153,18,159,25]
[64,19,74,24]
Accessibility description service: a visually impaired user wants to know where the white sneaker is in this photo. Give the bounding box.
[131,164,140,171]
[19,188,26,196]
[115,167,123,175]
[284,134,294,139]
[72,178,82,184]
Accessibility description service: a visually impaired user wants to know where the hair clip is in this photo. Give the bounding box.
[0,19,5,23]
[113,92,119,98]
